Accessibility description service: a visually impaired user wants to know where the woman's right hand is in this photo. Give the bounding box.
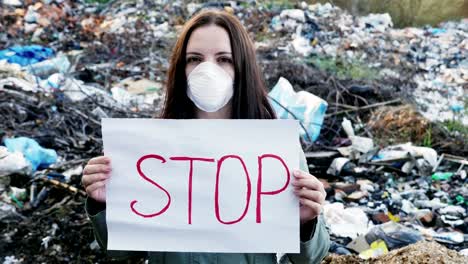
[82,156,111,203]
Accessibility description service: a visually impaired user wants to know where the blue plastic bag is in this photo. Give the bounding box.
[0,45,54,66]
[3,137,58,172]
[268,77,328,143]
[428,28,447,35]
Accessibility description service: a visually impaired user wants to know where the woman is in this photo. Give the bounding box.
[82,9,330,264]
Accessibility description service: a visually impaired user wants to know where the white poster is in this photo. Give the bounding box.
[102,119,300,253]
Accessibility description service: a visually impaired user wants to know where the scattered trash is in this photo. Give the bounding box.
[341,118,355,138]
[2,0,22,7]
[329,241,352,255]
[359,239,389,259]
[359,13,393,33]
[26,53,71,78]
[432,231,465,245]
[323,203,370,239]
[327,158,353,177]
[0,201,22,221]
[432,172,454,181]
[61,165,83,182]
[89,240,100,251]
[371,143,438,168]
[365,222,423,250]
[30,185,47,208]
[2,255,22,264]
[350,136,374,154]
[111,77,162,110]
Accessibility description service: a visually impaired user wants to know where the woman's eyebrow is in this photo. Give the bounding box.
[186,51,232,56]
[216,52,232,55]
[186,52,204,56]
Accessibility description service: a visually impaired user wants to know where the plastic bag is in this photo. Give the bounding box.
[3,137,57,172]
[268,77,328,143]
[365,222,423,250]
[0,45,54,66]
[0,146,31,177]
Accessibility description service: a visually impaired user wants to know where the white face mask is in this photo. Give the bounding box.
[187,62,234,112]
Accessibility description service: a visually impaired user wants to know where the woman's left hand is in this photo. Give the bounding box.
[292,170,326,224]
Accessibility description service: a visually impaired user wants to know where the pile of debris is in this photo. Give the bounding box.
[323,241,468,264]
[0,0,466,263]
[307,118,467,260]
[263,3,467,126]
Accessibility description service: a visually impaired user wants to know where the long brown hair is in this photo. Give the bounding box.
[161,10,276,119]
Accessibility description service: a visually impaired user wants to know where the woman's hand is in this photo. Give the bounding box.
[82,156,111,203]
[292,170,326,224]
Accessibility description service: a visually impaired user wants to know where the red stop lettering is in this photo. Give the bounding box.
[256,154,290,223]
[130,154,291,225]
[170,157,215,224]
[130,154,172,218]
[214,155,252,225]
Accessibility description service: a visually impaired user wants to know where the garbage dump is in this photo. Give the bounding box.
[0,0,467,263]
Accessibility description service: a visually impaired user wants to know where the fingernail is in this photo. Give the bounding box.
[293,170,302,177]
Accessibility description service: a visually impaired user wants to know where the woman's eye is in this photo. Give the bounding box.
[187,57,201,63]
[218,57,233,64]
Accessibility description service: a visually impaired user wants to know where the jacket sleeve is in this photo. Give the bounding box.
[284,215,330,264]
[85,197,145,259]
[282,149,330,263]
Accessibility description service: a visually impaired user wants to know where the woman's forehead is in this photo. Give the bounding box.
[186,25,232,54]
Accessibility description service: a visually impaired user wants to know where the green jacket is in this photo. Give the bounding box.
[86,151,330,264]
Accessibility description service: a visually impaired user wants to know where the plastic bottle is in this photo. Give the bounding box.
[431,172,454,181]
